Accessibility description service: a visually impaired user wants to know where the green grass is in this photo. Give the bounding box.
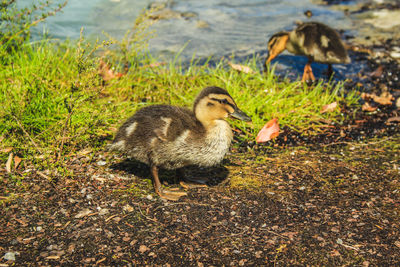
[0,14,360,170]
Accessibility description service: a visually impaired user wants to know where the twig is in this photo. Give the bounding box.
[260,229,289,240]
[37,170,51,180]
[131,202,163,225]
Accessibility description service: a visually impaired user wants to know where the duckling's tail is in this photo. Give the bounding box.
[106,140,126,151]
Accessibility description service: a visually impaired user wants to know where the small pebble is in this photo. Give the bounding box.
[97,160,107,166]
[98,208,109,216]
[390,51,400,59]
[146,195,153,200]
[4,251,18,261]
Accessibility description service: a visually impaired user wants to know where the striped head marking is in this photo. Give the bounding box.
[266,32,289,65]
[194,87,251,127]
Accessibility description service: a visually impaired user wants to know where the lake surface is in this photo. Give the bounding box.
[29,0,355,60]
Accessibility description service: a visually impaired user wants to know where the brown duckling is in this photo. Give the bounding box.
[265,21,350,82]
[110,86,251,200]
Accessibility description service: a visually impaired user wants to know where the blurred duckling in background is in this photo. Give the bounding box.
[110,86,251,200]
[265,21,350,82]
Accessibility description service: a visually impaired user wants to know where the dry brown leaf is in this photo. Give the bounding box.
[330,249,341,257]
[144,62,167,68]
[6,152,13,173]
[320,102,338,114]
[361,92,394,105]
[362,102,377,112]
[139,245,149,253]
[98,59,124,81]
[387,116,400,123]
[74,208,93,219]
[1,147,13,153]
[14,155,22,170]
[370,65,384,77]
[256,118,280,143]
[228,62,256,74]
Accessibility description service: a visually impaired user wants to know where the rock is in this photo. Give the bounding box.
[149,9,182,20]
[98,208,109,216]
[123,204,134,212]
[196,20,210,28]
[390,51,400,59]
[364,10,400,29]
[4,251,18,261]
[97,160,107,166]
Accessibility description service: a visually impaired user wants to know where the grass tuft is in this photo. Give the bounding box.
[0,8,360,172]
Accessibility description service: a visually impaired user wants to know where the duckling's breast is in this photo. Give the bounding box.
[192,120,233,167]
[156,120,233,169]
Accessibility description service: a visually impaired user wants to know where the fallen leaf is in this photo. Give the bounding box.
[1,147,13,153]
[362,102,377,112]
[144,62,166,68]
[139,245,149,253]
[6,152,13,173]
[98,59,124,81]
[370,65,384,77]
[387,116,400,123]
[256,118,280,143]
[228,62,256,74]
[74,208,93,219]
[320,102,338,113]
[361,92,394,105]
[14,155,22,170]
[330,249,341,257]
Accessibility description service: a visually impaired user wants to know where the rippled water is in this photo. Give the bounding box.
[30,0,353,57]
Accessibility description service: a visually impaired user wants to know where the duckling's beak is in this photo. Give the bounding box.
[265,51,277,65]
[230,108,252,122]
[264,52,273,70]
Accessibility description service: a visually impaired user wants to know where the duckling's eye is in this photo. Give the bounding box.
[218,99,229,105]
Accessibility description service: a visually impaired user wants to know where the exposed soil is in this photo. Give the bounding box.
[2,3,400,266]
[1,97,399,266]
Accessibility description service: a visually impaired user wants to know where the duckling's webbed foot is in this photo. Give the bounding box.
[176,168,208,189]
[151,165,187,201]
[302,62,316,82]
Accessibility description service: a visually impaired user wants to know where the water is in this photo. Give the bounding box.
[26,0,364,78]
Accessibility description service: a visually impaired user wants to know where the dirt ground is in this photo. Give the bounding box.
[1,101,399,266]
[2,4,400,264]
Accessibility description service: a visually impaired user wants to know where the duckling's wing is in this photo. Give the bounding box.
[296,22,350,64]
[113,105,200,147]
[148,106,202,142]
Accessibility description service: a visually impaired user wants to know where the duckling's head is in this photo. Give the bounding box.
[265,31,289,67]
[193,87,251,127]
